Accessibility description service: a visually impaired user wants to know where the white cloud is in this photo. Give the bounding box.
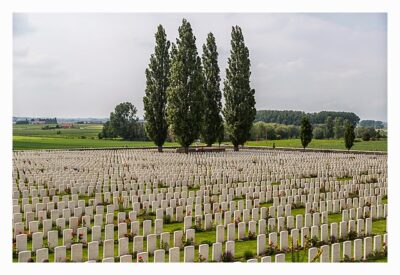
[13,13,387,121]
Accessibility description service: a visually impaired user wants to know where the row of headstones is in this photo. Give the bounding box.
[13,195,388,239]
[17,239,279,263]
[12,170,386,200]
[13,167,386,194]
[17,230,387,263]
[12,177,387,214]
[13,163,387,190]
[13,171,387,200]
[12,171,387,198]
[15,214,376,258]
[12,183,386,220]
[307,234,387,262]
[13,149,385,170]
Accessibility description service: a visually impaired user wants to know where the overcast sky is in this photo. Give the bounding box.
[13,13,387,121]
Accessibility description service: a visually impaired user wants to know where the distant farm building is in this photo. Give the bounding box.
[60,123,74,128]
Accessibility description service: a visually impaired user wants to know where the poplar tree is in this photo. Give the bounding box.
[300,115,313,149]
[143,25,170,152]
[223,26,256,151]
[344,121,356,151]
[201,32,223,147]
[166,19,204,153]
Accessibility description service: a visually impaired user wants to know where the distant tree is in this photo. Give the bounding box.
[166,19,204,153]
[288,125,300,139]
[250,121,267,141]
[275,125,289,139]
[143,24,170,152]
[334,117,344,139]
[344,121,356,151]
[109,102,139,140]
[313,126,325,139]
[359,120,385,129]
[362,131,371,141]
[300,116,313,149]
[16,119,29,125]
[201,32,224,147]
[265,124,277,140]
[255,110,360,126]
[356,126,377,141]
[99,121,115,139]
[325,116,334,139]
[223,26,256,151]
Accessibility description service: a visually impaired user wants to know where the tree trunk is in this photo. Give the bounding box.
[184,146,189,154]
[233,144,239,151]
[158,145,163,152]
[207,143,212,147]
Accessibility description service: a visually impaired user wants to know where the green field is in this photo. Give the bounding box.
[13,123,103,138]
[13,136,181,150]
[246,139,387,152]
[13,124,387,151]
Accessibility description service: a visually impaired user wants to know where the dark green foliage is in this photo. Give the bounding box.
[313,125,325,139]
[344,121,356,150]
[201,32,224,146]
[223,26,256,151]
[356,126,377,141]
[334,117,344,139]
[110,102,139,140]
[244,250,254,260]
[362,131,371,141]
[255,110,360,126]
[325,116,334,138]
[221,251,235,262]
[143,25,170,152]
[359,120,385,129]
[201,240,213,246]
[100,102,139,141]
[166,19,204,153]
[16,119,29,124]
[300,116,313,149]
[99,121,116,139]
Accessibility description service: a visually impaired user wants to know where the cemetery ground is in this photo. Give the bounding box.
[13,123,387,151]
[12,149,387,263]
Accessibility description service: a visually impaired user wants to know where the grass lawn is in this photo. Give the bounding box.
[13,124,387,151]
[245,139,387,152]
[13,136,387,151]
[13,136,181,150]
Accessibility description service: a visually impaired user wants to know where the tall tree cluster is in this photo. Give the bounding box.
[143,25,170,152]
[223,26,256,151]
[142,19,255,152]
[201,33,224,147]
[166,19,205,154]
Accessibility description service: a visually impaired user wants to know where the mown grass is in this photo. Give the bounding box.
[13,136,181,150]
[13,124,103,138]
[245,139,387,152]
[13,124,387,151]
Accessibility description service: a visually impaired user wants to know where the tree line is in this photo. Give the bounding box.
[100,19,256,152]
[255,110,360,126]
[299,116,356,151]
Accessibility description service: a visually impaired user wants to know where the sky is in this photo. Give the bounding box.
[13,13,387,121]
